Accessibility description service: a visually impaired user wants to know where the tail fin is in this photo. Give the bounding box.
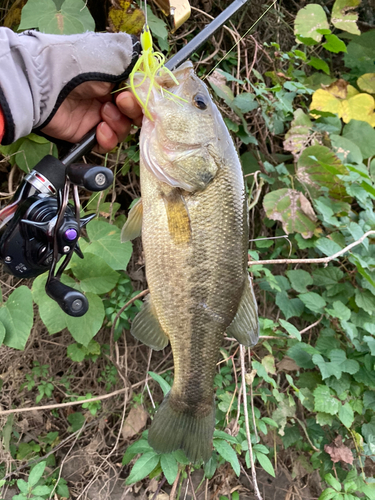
[148,393,215,463]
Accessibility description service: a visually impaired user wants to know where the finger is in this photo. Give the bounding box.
[95,122,118,153]
[101,102,132,143]
[116,91,143,126]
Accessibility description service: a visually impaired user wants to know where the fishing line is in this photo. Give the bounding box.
[203,0,278,81]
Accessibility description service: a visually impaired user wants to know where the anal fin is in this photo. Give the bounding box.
[121,198,143,242]
[227,275,259,347]
[131,295,169,351]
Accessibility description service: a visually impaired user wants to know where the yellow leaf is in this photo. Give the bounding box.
[108,0,145,35]
[357,73,375,94]
[341,93,375,125]
[310,89,343,118]
[346,85,359,98]
[322,79,349,99]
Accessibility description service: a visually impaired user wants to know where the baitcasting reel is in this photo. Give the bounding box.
[0,154,113,317]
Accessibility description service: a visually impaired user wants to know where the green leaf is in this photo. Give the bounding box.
[146,5,168,45]
[271,399,296,435]
[330,134,363,165]
[298,292,326,313]
[313,267,343,287]
[343,120,375,160]
[125,451,160,485]
[313,385,340,415]
[318,487,337,500]
[19,0,57,30]
[339,402,354,428]
[85,220,133,271]
[70,253,119,294]
[308,57,330,75]
[67,343,86,362]
[16,479,28,494]
[28,461,46,488]
[263,188,317,238]
[326,301,351,321]
[323,34,347,53]
[32,485,52,496]
[364,391,375,410]
[32,273,68,334]
[160,453,178,485]
[148,371,171,396]
[279,319,301,341]
[255,452,275,477]
[64,293,104,346]
[172,449,190,465]
[1,286,33,350]
[67,412,85,432]
[315,238,342,257]
[286,270,313,293]
[0,322,6,347]
[213,430,238,444]
[59,0,95,33]
[275,293,305,320]
[288,342,319,369]
[331,0,360,35]
[56,479,69,499]
[213,439,240,476]
[325,473,342,492]
[19,0,95,34]
[0,134,57,173]
[294,4,329,42]
[297,145,347,199]
[232,93,258,113]
[355,289,375,315]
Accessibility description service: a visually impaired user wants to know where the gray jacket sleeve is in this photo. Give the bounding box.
[0,28,140,144]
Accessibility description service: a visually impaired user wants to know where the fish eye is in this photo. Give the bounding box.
[193,93,208,110]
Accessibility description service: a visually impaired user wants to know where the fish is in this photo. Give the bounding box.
[122,60,259,463]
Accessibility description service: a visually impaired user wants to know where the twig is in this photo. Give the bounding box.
[248,230,375,266]
[169,470,181,500]
[0,387,127,416]
[295,418,320,452]
[151,477,167,500]
[249,348,258,442]
[240,346,263,500]
[2,420,98,480]
[299,315,324,335]
[48,420,87,499]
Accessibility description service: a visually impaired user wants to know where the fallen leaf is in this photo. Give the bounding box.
[122,405,148,440]
[324,435,354,465]
[277,357,300,372]
[245,369,257,385]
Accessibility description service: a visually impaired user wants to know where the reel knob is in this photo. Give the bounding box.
[66,164,113,191]
[46,277,88,317]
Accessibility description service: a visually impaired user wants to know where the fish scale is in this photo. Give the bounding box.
[122,61,259,462]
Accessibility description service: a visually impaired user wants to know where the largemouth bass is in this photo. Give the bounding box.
[122,61,259,463]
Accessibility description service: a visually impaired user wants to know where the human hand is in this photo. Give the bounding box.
[42,82,143,153]
[0,29,141,145]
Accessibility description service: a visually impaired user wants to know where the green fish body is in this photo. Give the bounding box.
[122,62,259,463]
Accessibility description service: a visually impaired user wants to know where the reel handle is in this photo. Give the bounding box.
[46,277,88,317]
[66,164,113,191]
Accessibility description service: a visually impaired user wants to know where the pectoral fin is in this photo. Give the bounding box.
[164,191,191,245]
[121,198,143,242]
[131,295,169,350]
[227,275,259,347]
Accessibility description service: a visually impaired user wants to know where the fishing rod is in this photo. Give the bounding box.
[0,0,251,317]
[62,0,250,165]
